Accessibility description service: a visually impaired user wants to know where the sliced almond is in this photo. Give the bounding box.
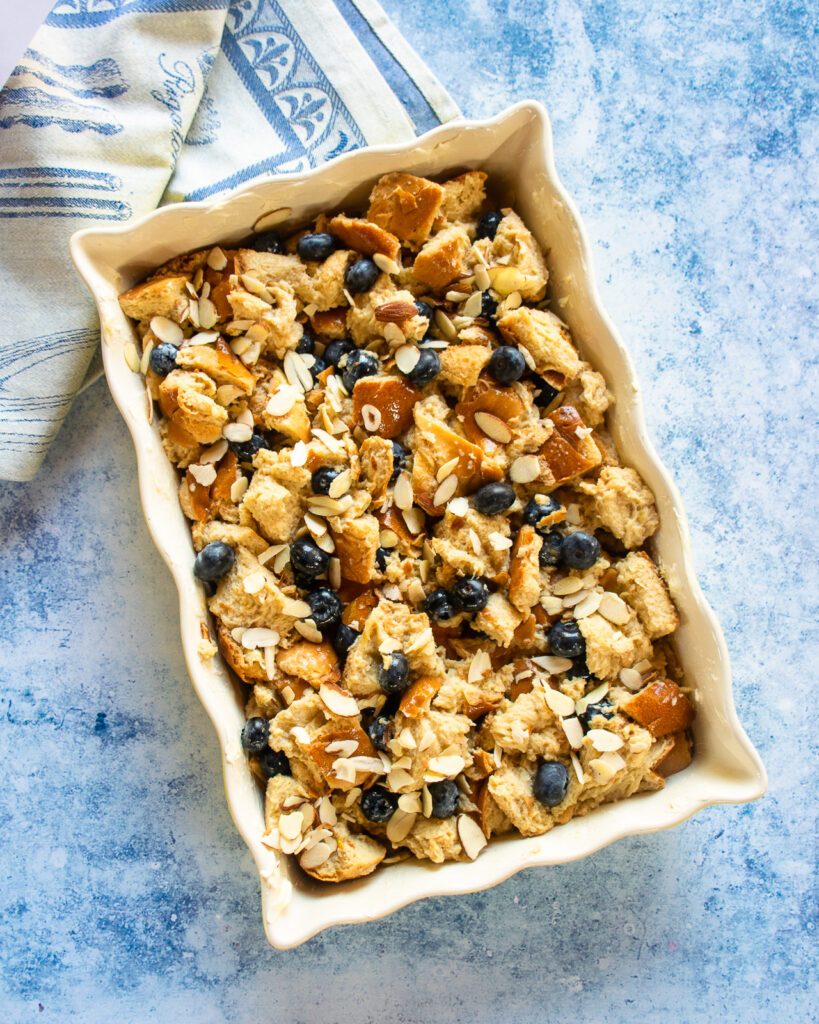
[319,684,359,718]
[373,252,401,276]
[393,471,414,510]
[150,316,183,345]
[553,576,584,596]
[457,815,487,860]
[542,686,576,718]
[328,468,352,499]
[395,344,421,375]
[206,247,227,271]
[619,667,643,691]
[242,571,267,595]
[230,476,249,503]
[474,263,492,292]
[598,592,630,625]
[447,495,469,517]
[433,474,458,507]
[586,728,625,752]
[265,384,299,418]
[570,750,585,784]
[574,591,603,619]
[282,597,312,618]
[379,529,399,549]
[589,750,626,784]
[434,308,457,341]
[279,811,304,841]
[223,422,253,443]
[575,681,610,714]
[241,627,279,649]
[468,650,492,684]
[426,754,465,778]
[473,411,512,444]
[386,810,416,844]
[199,439,228,464]
[461,291,484,318]
[295,619,323,643]
[300,841,333,870]
[560,716,584,750]
[531,654,574,674]
[402,507,425,534]
[436,456,460,482]
[510,454,540,484]
[188,463,217,487]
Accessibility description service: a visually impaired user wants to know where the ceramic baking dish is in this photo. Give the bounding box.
[71,101,766,949]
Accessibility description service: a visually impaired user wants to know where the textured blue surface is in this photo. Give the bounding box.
[1,1,817,1020]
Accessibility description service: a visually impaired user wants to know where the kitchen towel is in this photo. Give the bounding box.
[0,0,458,481]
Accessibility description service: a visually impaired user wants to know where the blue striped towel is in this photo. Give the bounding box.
[0,0,458,481]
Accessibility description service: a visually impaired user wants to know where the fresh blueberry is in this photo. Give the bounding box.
[290,536,329,578]
[531,373,560,409]
[476,210,503,241]
[428,779,460,818]
[570,654,592,679]
[309,356,327,378]
[311,466,340,495]
[323,339,355,368]
[578,698,614,732]
[149,342,178,376]
[250,231,283,254]
[360,785,398,823]
[560,531,601,570]
[306,588,342,630]
[488,346,526,385]
[533,761,569,807]
[259,749,291,778]
[297,232,336,262]
[471,482,516,516]
[241,716,269,754]
[193,541,235,582]
[332,623,360,660]
[345,257,379,294]
[390,441,408,482]
[341,348,379,392]
[230,430,271,464]
[296,332,315,355]
[424,588,457,622]
[481,292,498,319]
[406,348,441,388]
[452,576,490,613]
[363,711,392,753]
[375,547,389,572]
[292,569,316,591]
[538,531,565,568]
[522,497,562,532]
[415,299,434,322]
[379,652,410,695]
[548,620,585,659]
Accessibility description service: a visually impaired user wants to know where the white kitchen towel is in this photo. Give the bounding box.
[0,0,459,482]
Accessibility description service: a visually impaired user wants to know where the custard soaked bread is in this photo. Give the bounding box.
[119,171,694,882]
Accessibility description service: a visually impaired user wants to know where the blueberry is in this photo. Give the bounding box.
[342,348,379,392]
[548,620,585,658]
[259,749,291,778]
[375,547,389,572]
[488,346,526,385]
[306,588,342,630]
[309,356,327,378]
[230,431,271,464]
[292,569,316,591]
[452,576,490,613]
[311,466,339,495]
[531,374,560,409]
[522,497,562,532]
[476,210,503,241]
[533,761,569,807]
[241,717,269,754]
[363,711,392,753]
[345,257,379,294]
[570,654,592,679]
[406,349,440,388]
[424,588,457,622]
[538,531,565,568]
[428,779,460,818]
[149,342,178,376]
[471,482,516,516]
[297,232,336,262]
[250,231,283,254]
[193,541,235,582]
[333,623,360,661]
[360,785,398,823]
[560,531,601,570]
[296,332,315,355]
[323,339,355,367]
[290,536,329,578]
[379,652,410,695]
[390,441,408,482]
[415,299,434,322]
[481,292,498,319]
[578,698,614,732]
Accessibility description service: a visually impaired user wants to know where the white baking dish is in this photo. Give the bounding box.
[71,101,766,949]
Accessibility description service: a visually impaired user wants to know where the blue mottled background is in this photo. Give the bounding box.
[1,1,816,1020]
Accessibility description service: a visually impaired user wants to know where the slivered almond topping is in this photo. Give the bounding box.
[393,471,414,510]
[241,628,279,650]
[404,627,434,656]
[230,476,249,502]
[223,422,253,443]
[273,545,291,573]
[361,404,382,432]
[383,322,405,346]
[325,739,359,757]
[468,650,492,684]
[436,456,460,482]
[187,331,220,347]
[589,750,626,784]
[239,341,261,366]
[246,323,268,345]
[562,588,594,609]
[398,791,422,813]
[265,384,299,418]
[397,728,417,750]
[387,768,415,792]
[206,247,228,271]
[199,439,228,464]
[284,350,314,393]
[295,619,323,643]
[319,684,359,718]
[282,597,311,618]
[447,496,469,517]
[290,440,308,466]
[304,511,327,537]
[149,316,183,345]
[300,842,333,870]
[433,474,458,507]
[474,263,492,292]
[188,463,217,487]
[561,716,584,750]
[510,455,540,483]
[574,591,603,619]
[386,810,416,843]
[402,507,425,534]
[542,686,576,718]
[318,796,338,826]
[434,308,457,340]
[375,300,418,323]
[619,667,643,691]
[474,411,512,444]
[457,815,487,860]
[598,592,630,625]
[395,345,421,374]
[489,531,513,551]
[240,274,271,300]
[570,751,585,784]
[553,576,584,596]
[198,297,218,329]
[279,811,304,841]
[373,252,401,276]
[575,682,610,714]
[379,529,399,549]
[140,340,154,375]
[461,291,483,318]
[426,754,465,778]
[242,571,266,595]
[586,729,624,752]
[327,468,351,498]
